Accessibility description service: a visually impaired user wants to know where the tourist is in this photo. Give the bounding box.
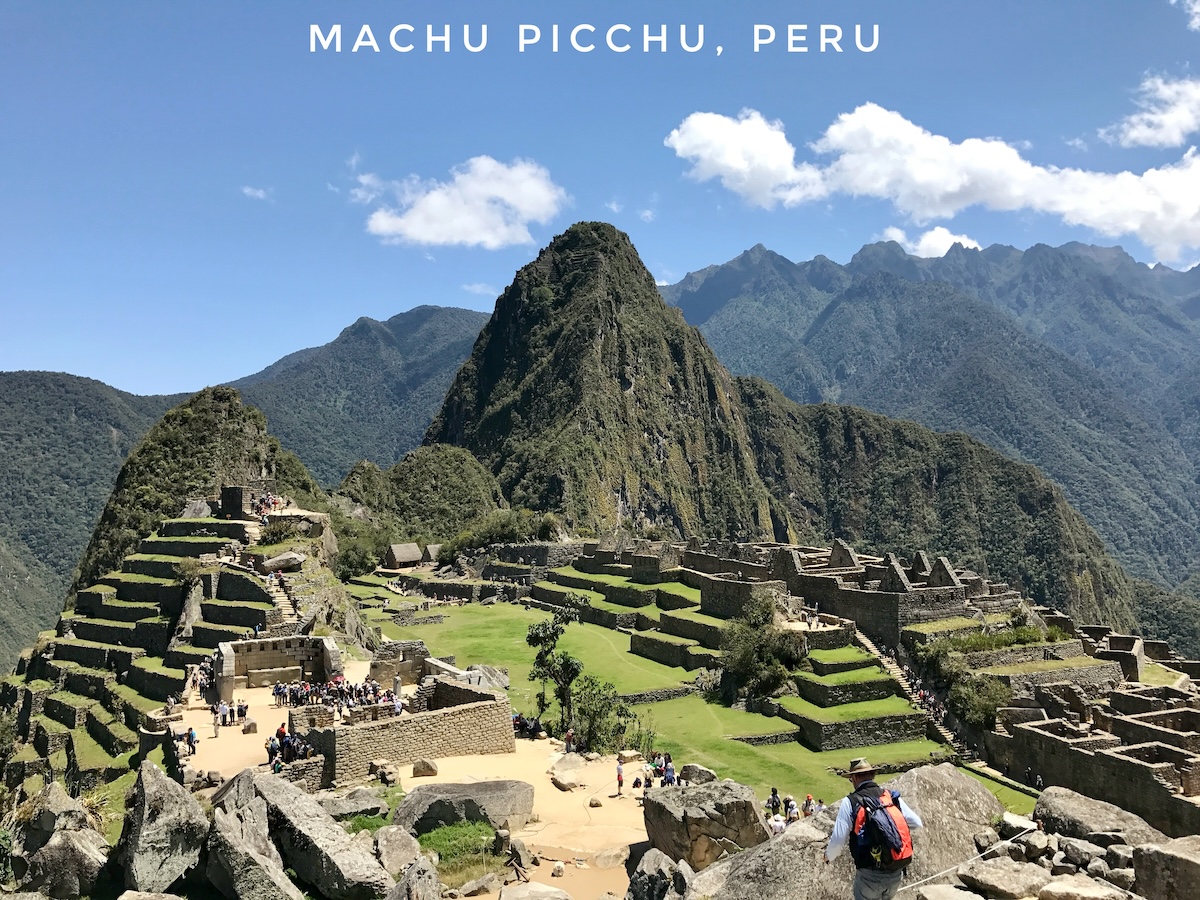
[770,813,786,836]
[186,727,197,756]
[219,700,229,727]
[802,794,816,817]
[824,758,922,899]
[765,787,782,816]
[617,761,624,795]
[564,728,575,753]
[212,709,220,739]
[815,798,827,814]
[785,796,799,823]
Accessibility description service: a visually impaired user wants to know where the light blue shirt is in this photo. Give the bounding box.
[824,787,923,862]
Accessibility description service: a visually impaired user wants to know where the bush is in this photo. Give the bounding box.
[418,821,495,860]
[573,675,635,753]
[259,520,299,546]
[948,675,1012,730]
[438,508,561,564]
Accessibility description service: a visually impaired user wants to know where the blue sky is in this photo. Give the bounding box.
[4,1,1200,393]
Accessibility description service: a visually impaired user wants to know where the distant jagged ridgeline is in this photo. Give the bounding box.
[425,221,1140,630]
[68,386,326,606]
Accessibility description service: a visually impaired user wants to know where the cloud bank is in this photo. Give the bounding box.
[353,156,568,249]
[1101,75,1200,148]
[666,104,1200,260]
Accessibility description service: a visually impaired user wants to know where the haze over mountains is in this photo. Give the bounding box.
[4,226,1200,669]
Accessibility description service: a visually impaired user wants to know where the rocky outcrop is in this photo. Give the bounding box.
[383,857,439,900]
[957,858,1051,898]
[1133,834,1200,900]
[550,754,587,791]
[255,773,395,899]
[642,779,769,871]
[117,761,210,893]
[318,787,390,821]
[678,764,716,785]
[392,781,535,835]
[467,664,510,691]
[1034,787,1166,846]
[681,764,1003,900]
[206,798,306,900]
[374,827,422,878]
[13,782,92,856]
[412,759,438,777]
[21,829,110,900]
[625,847,692,900]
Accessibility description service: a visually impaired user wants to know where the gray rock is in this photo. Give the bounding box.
[1034,787,1166,846]
[242,719,258,734]
[1105,844,1132,869]
[592,845,629,869]
[14,782,93,858]
[213,767,258,813]
[1105,867,1136,890]
[375,827,422,878]
[681,763,1004,900]
[643,779,770,871]
[678,764,717,785]
[206,799,306,900]
[618,750,644,764]
[1085,856,1110,879]
[973,829,1000,853]
[1016,830,1051,859]
[1036,873,1125,899]
[21,828,109,900]
[957,858,1052,899]
[180,499,212,518]
[510,838,537,870]
[1059,837,1105,868]
[467,664,510,691]
[625,847,685,900]
[262,551,307,572]
[914,888,985,900]
[384,856,439,900]
[392,781,535,835]
[998,812,1038,840]
[1133,835,1200,900]
[412,759,438,777]
[254,773,395,899]
[498,884,574,899]
[319,787,390,821]
[117,761,210,893]
[117,894,189,900]
[460,872,500,896]
[1084,832,1127,848]
[549,754,586,791]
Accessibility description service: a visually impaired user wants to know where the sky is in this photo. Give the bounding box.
[4,1,1200,394]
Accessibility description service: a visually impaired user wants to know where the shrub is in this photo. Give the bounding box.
[948,675,1012,730]
[418,820,495,860]
[260,520,299,546]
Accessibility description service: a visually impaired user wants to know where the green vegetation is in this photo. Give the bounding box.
[808,646,876,665]
[1139,661,1186,686]
[438,508,562,564]
[721,593,803,698]
[981,657,1113,676]
[416,821,505,889]
[346,814,389,835]
[948,675,1012,730]
[963,769,1037,816]
[776,694,917,723]
[795,667,890,686]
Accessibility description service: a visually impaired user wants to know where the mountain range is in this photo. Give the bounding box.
[4,227,1200,669]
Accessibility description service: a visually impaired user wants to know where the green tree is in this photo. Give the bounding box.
[573,675,635,753]
[526,598,584,733]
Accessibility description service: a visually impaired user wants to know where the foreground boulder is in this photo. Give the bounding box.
[318,787,390,821]
[678,764,716,785]
[642,779,769,871]
[681,763,1003,900]
[1133,834,1200,900]
[383,856,439,900]
[392,781,535,835]
[206,796,306,900]
[626,847,693,900]
[21,829,110,900]
[1034,787,1166,846]
[254,773,395,899]
[957,857,1051,898]
[117,761,210,892]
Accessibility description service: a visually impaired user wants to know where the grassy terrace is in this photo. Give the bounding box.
[903,614,1010,635]
[1139,661,1186,686]
[635,695,943,800]
[132,656,185,677]
[643,631,697,646]
[124,553,188,563]
[982,657,1114,676]
[964,769,1037,816]
[795,667,891,686]
[777,694,917,723]
[551,565,656,590]
[808,646,876,665]
[664,607,728,627]
[110,683,167,713]
[655,582,701,604]
[533,582,605,604]
[379,603,687,713]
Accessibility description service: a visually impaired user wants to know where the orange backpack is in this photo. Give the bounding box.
[850,787,914,872]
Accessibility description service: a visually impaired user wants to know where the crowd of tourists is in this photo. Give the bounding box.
[272,677,405,718]
[265,721,317,770]
[764,785,826,832]
[253,491,285,522]
[208,698,250,736]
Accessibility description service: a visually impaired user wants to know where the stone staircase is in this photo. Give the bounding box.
[266,578,300,630]
[854,629,966,754]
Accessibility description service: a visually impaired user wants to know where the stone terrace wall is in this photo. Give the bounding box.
[963,640,1085,671]
[699,578,786,620]
[681,550,771,581]
[997,661,1124,701]
[216,636,342,701]
[493,542,583,569]
[369,640,430,684]
[787,710,927,752]
[1109,709,1200,753]
[794,673,897,706]
[793,574,902,647]
[306,690,513,783]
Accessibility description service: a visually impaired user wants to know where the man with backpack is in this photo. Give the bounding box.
[824,758,923,900]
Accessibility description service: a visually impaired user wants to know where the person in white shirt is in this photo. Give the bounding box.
[824,758,923,900]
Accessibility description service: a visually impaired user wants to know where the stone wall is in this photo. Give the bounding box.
[805,620,856,650]
[617,685,696,705]
[200,602,272,630]
[215,569,274,603]
[1108,685,1194,716]
[995,661,1124,701]
[699,578,786,620]
[126,663,186,702]
[793,673,898,706]
[493,542,583,569]
[630,633,694,669]
[659,611,725,649]
[963,640,1085,671]
[369,640,431,684]
[681,550,771,580]
[787,710,927,752]
[1110,708,1200,753]
[304,684,513,784]
[215,636,342,702]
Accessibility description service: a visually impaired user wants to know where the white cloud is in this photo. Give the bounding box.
[347,150,362,172]
[655,278,671,286]
[666,103,1200,261]
[639,209,655,223]
[881,226,981,257]
[665,109,824,207]
[1172,0,1200,30]
[1100,75,1200,148]
[462,282,497,295]
[241,186,268,200]
[1065,137,1089,152]
[605,199,623,214]
[357,156,569,249]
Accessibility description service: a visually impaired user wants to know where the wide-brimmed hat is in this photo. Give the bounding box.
[846,758,876,776]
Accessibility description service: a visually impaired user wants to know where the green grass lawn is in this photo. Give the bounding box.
[551,565,654,588]
[777,694,917,723]
[963,769,1036,816]
[1139,661,1186,686]
[982,657,1113,676]
[902,614,1007,636]
[807,646,876,665]
[794,667,891,686]
[655,582,701,604]
[533,581,605,604]
[379,603,689,714]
